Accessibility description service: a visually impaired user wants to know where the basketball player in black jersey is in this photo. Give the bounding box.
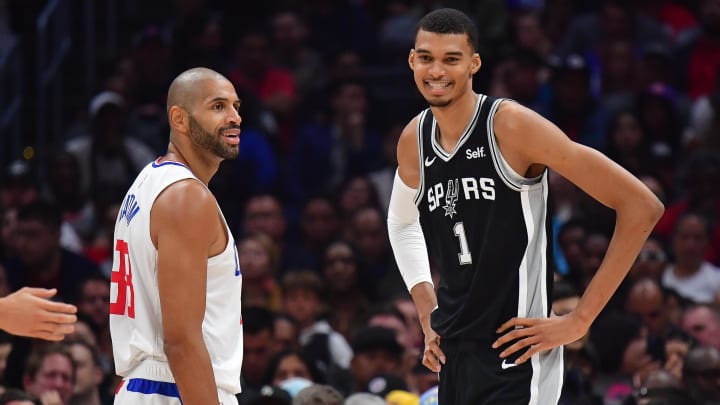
[386,8,664,405]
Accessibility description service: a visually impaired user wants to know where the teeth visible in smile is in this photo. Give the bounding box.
[427,81,450,89]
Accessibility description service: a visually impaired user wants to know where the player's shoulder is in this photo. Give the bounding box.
[154,179,215,220]
[398,112,424,149]
[493,99,545,135]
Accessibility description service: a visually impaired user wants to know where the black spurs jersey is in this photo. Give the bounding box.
[415,95,555,340]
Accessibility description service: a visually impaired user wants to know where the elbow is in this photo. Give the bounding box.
[642,193,665,228]
[163,329,196,359]
[650,194,665,223]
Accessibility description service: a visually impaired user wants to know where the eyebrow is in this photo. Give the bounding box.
[208,97,241,106]
[415,48,464,57]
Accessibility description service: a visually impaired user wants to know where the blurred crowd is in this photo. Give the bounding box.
[1,0,720,404]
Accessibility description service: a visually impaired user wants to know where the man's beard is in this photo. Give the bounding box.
[426,97,452,107]
[188,115,239,160]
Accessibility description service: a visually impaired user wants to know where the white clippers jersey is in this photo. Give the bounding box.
[110,158,243,393]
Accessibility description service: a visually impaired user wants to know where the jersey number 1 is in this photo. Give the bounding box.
[110,239,135,318]
[453,222,472,265]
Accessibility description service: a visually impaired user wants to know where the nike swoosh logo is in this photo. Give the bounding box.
[424,156,436,167]
[501,359,517,370]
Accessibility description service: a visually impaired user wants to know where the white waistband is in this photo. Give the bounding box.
[124,359,241,394]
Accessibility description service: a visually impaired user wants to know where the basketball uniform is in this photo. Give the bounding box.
[110,158,243,404]
[414,96,563,404]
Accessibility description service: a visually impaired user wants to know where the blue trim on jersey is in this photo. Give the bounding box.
[126,378,181,398]
[152,160,188,169]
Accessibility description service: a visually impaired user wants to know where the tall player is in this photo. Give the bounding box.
[110,67,243,405]
[387,8,664,404]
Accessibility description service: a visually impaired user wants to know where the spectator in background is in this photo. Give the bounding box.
[656,152,720,265]
[604,110,655,176]
[237,233,283,311]
[273,313,300,353]
[73,275,111,376]
[628,237,670,283]
[0,160,39,212]
[679,0,720,101]
[681,304,720,351]
[662,213,720,304]
[553,281,601,405]
[5,200,100,302]
[597,39,637,114]
[544,54,609,150]
[271,10,325,106]
[262,349,323,387]
[348,326,405,396]
[634,83,684,183]
[337,177,382,240]
[228,28,297,154]
[348,207,404,299]
[285,196,340,271]
[590,312,659,405]
[683,345,720,404]
[280,271,353,386]
[624,278,691,370]
[242,194,291,270]
[286,80,383,210]
[22,343,75,405]
[64,91,155,195]
[41,152,90,254]
[488,47,548,114]
[553,0,669,62]
[0,389,41,405]
[321,240,370,342]
[293,384,344,405]
[687,66,720,153]
[65,339,104,405]
[240,306,280,402]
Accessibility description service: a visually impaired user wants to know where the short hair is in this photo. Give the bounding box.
[23,343,76,382]
[16,199,62,231]
[293,384,344,405]
[0,388,42,405]
[65,338,103,368]
[243,306,276,335]
[415,8,479,52]
[281,270,325,299]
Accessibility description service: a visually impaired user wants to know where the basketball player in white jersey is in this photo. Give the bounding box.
[110,67,243,405]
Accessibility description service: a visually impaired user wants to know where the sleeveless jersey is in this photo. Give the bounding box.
[415,95,555,340]
[110,158,243,393]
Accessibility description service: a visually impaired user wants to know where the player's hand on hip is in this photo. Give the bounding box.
[492,313,587,365]
[423,328,445,373]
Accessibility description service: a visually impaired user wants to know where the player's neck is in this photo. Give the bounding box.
[163,142,220,185]
[431,91,479,145]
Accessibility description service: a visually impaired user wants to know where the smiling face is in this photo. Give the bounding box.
[409,29,480,108]
[185,78,242,160]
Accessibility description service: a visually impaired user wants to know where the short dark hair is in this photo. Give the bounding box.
[16,199,62,231]
[415,8,478,52]
[0,388,42,405]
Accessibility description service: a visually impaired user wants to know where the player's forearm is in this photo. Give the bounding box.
[164,334,219,405]
[574,195,663,326]
[410,282,438,334]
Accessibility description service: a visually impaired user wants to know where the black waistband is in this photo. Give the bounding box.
[440,338,494,352]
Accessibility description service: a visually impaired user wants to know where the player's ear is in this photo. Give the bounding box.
[408,49,416,70]
[168,105,187,132]
[471,53,481,75]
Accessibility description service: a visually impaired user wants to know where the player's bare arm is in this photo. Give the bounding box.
[396,116,421,189]
[394,117,446,372]
[152,179,224,404]
[491,101,664,364]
